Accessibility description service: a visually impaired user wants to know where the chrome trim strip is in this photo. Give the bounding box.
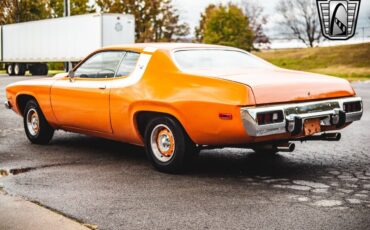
[170,47,275,74]
[241,97,363,137]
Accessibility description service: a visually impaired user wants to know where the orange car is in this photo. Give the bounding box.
[5,43,363,172]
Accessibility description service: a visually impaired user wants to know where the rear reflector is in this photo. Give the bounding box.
[257,110,284,125]
[219,113,233,120]
[344,101,362,113]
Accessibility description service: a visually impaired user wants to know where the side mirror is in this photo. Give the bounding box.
[68,70,75,82]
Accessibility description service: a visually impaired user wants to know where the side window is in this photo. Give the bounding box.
[116,52,140,77]
[75,51,124,79]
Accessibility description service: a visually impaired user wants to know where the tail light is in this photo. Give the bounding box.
[256,110,284,125]
[344,101,362,113]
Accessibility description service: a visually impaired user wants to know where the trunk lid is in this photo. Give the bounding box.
[208,68,355,105]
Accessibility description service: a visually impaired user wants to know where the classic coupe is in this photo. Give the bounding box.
[5,43,363,172]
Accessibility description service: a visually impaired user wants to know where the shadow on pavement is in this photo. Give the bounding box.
[48,133,325,180]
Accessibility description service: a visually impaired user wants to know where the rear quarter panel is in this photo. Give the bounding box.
[110,50,256,146]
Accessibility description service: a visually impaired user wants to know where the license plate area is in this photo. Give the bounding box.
[304,118,321,135]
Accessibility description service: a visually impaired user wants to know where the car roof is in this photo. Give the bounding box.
[101,43,237,53]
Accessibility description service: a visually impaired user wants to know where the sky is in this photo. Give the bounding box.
[90,0,370,48]
[172,0,370,48]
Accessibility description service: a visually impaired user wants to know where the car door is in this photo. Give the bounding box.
[50,51,125,133]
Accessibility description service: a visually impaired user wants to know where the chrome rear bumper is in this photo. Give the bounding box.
[241,97,363,137]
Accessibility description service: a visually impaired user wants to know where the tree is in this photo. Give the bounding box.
[196,4,254,51]
[241,0,269,46]
[0,0,50,24]
[276,0,321,47]
[48,0,95,18]
[0,0,15,24]
[96,0,189,42]
[195,4,217,42]
[1,0,95,24]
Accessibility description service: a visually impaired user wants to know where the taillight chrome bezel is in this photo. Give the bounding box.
[343,101,362,113]
[256,110,284,125]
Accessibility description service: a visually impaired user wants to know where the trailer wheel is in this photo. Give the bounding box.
[14,64,26,76]
[30,64,48,76]
[29,65,36,75]
[7,64,15,76]
[39,64,49,76]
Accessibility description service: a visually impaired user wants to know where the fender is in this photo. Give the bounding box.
[126,101,186,146]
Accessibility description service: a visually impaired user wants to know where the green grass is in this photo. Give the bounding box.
[0,69,64,76]
[253,43,370,80]
[48,70,65,76]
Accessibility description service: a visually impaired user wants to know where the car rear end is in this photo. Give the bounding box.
[171,46,364,150]
[240,96,363,141]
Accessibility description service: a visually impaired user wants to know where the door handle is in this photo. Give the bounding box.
[99,85,107,90]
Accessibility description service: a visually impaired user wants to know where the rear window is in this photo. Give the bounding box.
[173,49,273,73]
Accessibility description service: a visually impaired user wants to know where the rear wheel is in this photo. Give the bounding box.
[14,63,26,76]
[6,64,14,76]
[30,64,48,76]
[144,117,195,173]
[39,64,48,75]
[23,99,54,145]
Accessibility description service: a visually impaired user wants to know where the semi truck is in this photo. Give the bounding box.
[0,13,135,76]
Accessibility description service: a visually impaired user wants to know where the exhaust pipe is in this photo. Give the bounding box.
[323,132,341,141]
[276,142,295,152]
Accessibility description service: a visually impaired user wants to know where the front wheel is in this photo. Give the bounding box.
[23,99,54,145]
[144,117,195,173]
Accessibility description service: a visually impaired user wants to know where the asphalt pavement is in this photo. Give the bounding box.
[1,75,370,230]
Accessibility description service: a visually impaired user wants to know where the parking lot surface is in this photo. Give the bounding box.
[1,75,370,230]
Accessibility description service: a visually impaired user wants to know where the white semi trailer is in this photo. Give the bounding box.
[0,13,135,76]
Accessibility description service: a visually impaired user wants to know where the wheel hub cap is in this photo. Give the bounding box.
[26,109,40,136]
[157,129,175,157]
[150,124,176,162]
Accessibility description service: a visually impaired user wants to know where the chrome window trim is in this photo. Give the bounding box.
[74,50,126,79]
[240,97,363,137]
[170,47,275,74]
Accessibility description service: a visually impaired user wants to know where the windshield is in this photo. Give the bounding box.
[173,49,274,74]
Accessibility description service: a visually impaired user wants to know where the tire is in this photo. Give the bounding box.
[6,64,14,76]
[192,145,201,157]
[14,63,26,76]
[23,99,54,145]
[30,64,48,76]
[29,65,36,75]
[39,64,48,76]
[144,116,196,173]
